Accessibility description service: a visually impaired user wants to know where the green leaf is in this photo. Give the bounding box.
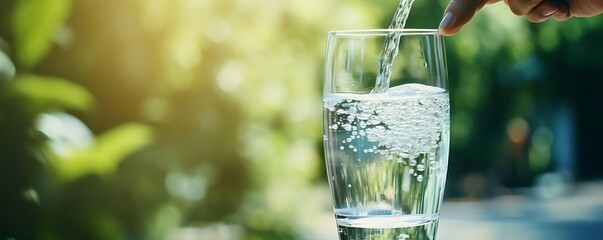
[54,123,154,181]
[0,50,15,82]
[91,123,154,174]
[12,0,73,68]
[13,74,94,111]
[0,37,10,55]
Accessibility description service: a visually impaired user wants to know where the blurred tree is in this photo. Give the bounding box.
[1,0,377,239]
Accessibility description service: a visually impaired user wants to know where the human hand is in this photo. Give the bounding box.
[438,0,603,36]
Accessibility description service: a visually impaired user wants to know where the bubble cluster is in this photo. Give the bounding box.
[324,84,449,182]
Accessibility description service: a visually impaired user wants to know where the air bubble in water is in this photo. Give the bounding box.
[429,160,438,169]
[417,164,425,171]
[417,175,424,182]
[409,159,417,166]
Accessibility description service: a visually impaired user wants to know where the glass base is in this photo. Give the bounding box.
[337,221,439,240]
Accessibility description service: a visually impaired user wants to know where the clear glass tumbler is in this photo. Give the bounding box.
[323,29,450,240]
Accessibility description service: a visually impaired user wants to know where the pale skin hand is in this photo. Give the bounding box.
[438,0,603,36]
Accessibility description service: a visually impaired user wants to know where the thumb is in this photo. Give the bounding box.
[439,0,499,36]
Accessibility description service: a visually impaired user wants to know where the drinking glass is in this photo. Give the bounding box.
[323,29,449,240]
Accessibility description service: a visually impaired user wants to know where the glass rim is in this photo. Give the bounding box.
[327,29,440,37]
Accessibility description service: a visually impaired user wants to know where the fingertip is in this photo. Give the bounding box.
[439,12,454,35]
[551,13,571,21]
[526,2,557,23]
[439,12,454,29]
[439,0,491,36]
[438,27,459,36]
[541,7,557,17]
[551,7,570,21]
[438,12,457,36]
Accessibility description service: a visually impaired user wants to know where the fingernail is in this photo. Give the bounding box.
[541,7,557,17]
[439,12,454,30]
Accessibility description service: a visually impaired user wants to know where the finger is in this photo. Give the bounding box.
[568,0,603,17]
[525,0,558,22]
[507,0,545,16]
[551,0,571,20]
[439,0,496,36]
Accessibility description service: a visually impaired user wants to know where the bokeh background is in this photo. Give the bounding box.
[1,0,603,239]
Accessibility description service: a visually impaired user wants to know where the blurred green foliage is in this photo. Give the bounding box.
[0,0,602,239]
[12,0,73,69]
